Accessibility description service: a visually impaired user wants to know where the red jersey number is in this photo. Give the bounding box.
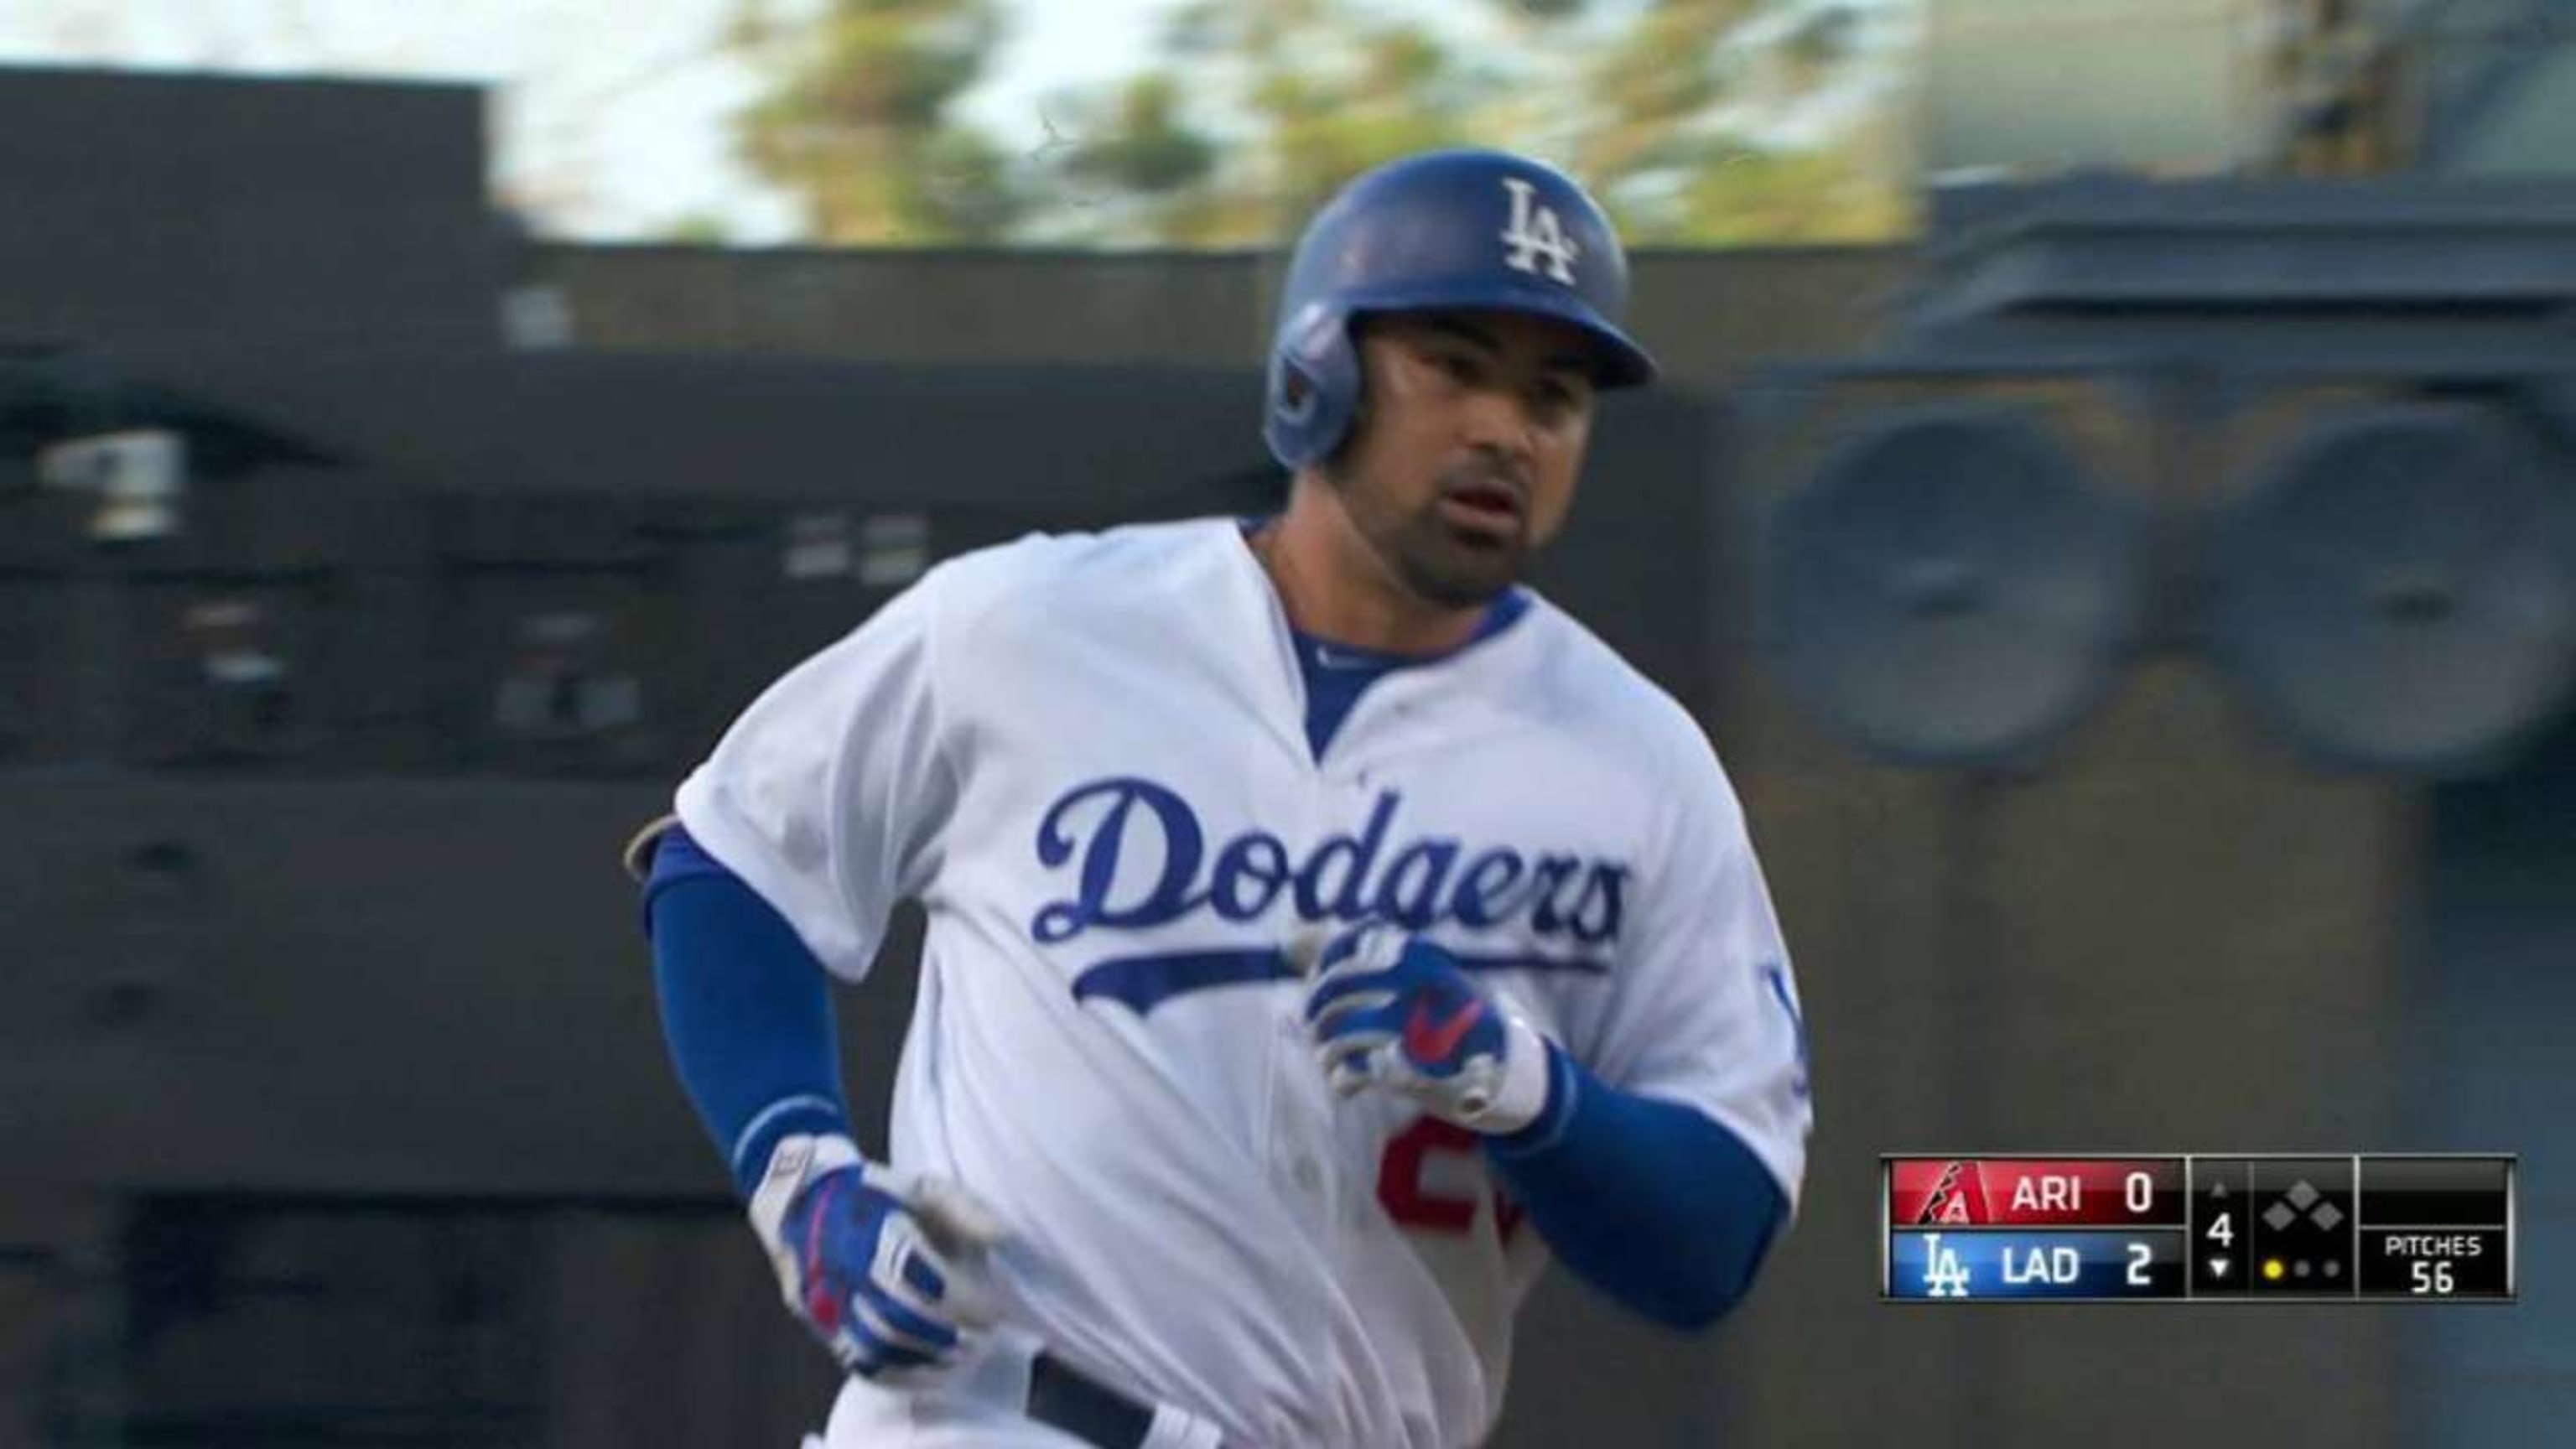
[1376,1116,1526,1241]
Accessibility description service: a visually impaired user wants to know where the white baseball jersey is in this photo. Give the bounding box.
[675,517,1810,1449]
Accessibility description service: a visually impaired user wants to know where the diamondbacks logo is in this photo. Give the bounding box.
[1029,776,1627,1014]
[1499,176,1579,285]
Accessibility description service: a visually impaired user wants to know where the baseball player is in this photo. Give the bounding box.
[627,148,1811,1448]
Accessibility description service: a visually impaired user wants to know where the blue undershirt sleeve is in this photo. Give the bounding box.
[1484,1046,1788,1330]
[641,825,853,1199]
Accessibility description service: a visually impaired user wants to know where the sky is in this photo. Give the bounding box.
[0,0,1192,243]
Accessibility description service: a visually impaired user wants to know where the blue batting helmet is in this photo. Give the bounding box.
[1263,148,1657,471]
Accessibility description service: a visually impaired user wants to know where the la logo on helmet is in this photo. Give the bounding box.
[1498,176,1580,285]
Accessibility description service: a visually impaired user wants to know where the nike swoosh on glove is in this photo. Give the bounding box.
[1296,920,1556,1135]
[749,1134,1008,1381]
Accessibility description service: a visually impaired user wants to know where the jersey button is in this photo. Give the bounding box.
[1291,1157,1322,1193]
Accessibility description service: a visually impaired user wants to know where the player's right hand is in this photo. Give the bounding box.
[748,1133,1009,1381]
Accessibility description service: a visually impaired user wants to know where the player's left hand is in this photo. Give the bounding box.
[1297,920,1556,1135]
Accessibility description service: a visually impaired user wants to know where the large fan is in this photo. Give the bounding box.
[1766,404,2147,766]
[2207,402,2576,774]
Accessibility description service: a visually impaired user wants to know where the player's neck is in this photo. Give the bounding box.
[1251,491,1485,657]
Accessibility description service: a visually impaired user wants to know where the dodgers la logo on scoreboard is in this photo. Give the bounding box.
[1921,1233,1971,1298]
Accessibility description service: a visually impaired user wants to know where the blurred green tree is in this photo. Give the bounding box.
[730,0,1029,242]
[661,210,738,245]
[730,0,1909,247]
[1022,0,1483,245]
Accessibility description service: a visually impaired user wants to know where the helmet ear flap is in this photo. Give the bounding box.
[1263,305,1362,470]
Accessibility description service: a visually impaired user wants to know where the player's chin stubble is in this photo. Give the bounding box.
[1331,466,1527,610]
[1393,505,1523,609]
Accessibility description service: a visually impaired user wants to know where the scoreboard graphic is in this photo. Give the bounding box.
[1883,1155,2515,1302]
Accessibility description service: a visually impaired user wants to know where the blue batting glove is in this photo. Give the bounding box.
[1298,921,1557,1135]
[749,1134,1007,1381]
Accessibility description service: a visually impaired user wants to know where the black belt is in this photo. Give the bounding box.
[1027,1350,1170,1449]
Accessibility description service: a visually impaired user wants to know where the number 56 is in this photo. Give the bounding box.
[2412,1260,2454,1295]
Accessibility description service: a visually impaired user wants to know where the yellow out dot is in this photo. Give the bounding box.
[2262,1259,2285,1281]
